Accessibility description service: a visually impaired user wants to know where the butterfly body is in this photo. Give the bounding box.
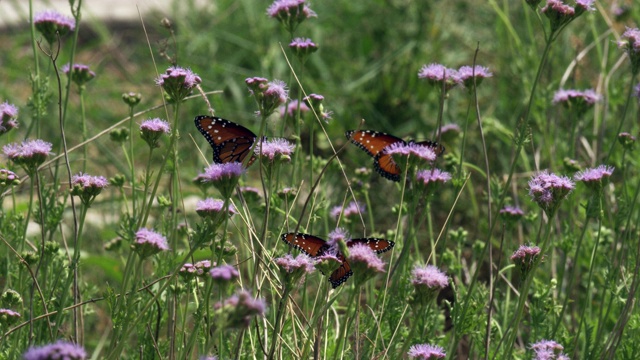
[281,232,395,288]
[195,115,257,165]
[346,130,444,181]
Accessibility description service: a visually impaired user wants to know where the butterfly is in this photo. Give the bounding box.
[194,115,257,166]
[280,232,395,288]
[345,130,445,182]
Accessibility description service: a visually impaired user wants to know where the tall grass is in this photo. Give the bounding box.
[0,0,639,359]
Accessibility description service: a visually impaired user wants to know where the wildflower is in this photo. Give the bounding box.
[70,173,109,206]
[213,290,266,329]
[196,198,237,220]
[410,264,448,305]
[499,206,525,223]
[620,27,640,75]
[62,63,96,88]
[3,139,52,172]
[328,228,350,248]
[180,260,213,279]
[33,10,76,45]
[314,249,342,278]
[530,339,568,360]
[553,89,600,117]
[155,66,202,102]
[0,308,20,326]
[133,228,170,258]
[618,132,636,150]
[267,0,317,34]
[528,170,574,216]
[574,165,614,194]
[275,253,316,286]
[122,92,142,107]
[261,80,289,118]
[200,356,218,360]
[140,118,171,148]
[22,340,87,360]
[209,264,240,283]
[407,343,447,359]
[199,162,245,199]
[289,37,318,61]
[415,168,451,197]
[438,123,461,142]
[238,186,262,202]
[457,65,493,88]
[0,102,18,136]
[0,169,19,194]
[330,201,365,220]
[511,245,541,278]
[384,142,437,172]
[348,243,386,286]
[418,63,461,92]
[254,138,295,162]
[245,77,269,95]
[303,93,332,121]
[279,99,310,118]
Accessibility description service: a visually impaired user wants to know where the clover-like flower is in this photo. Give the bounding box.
[407,343,446,359]
[140,118,171,148]
[254,138,295,162]
[62,63,96,88]
[267,0,317,34]
[528,170,574,216]
[70,173,109,206]
[155,66,202,102]
[34,10,76,45]
[3,139,52,173]
[418,63,461,92]
[0,102,18,136]
[511,245,541,278]
[133,228,170,258]
[457,65,492,88]
[198,162,245,199]
[23,340,87,360]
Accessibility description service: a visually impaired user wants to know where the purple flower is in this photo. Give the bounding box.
[140,118,171,148]
[415,169,451,197]
[196,198,237,219]
[275,254,316,286]
[267,0,316,34]
[618,132,636,150]
[71,173,109,205]
[0,101,19,135]
[418,63,461,91]
[303,93,332,122]
[384,142,437,162]
[528,171,575,216]
[209,264,240,282]
[23,340,87,360]
[33,10,76,44]
[0,168,20,189]
[327,228,350,247]
[199,162,245,198]
[574,165,614,193]
[530,339,568,360]
[260,80,289,117]
[3,139,52,171]
[279,99,310,117]
[407,343,446,359]
[348,243,385,274]
[553,89,600,116]
[254,138,295,162]
[457,65,493,88]
[289,37,318,60]
[621,28,640,74]
[62,63,96,87]
[541,0,594,32]
[200,356,218,360]
[133,228,170,258]
[155,66,202,102]
[411,265,449,289]
[245,77,269,95]
[213,290,266,329]
[500,206,525,222]
[180,260,213,279]
[330,201,365,220]
[0,308,20,326]
[511,245,541,277]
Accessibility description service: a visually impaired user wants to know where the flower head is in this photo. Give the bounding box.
[528,171,575,216]
[199,163,245,198]
[122,92,142,107]
[511,245,541,278]
[330,201,365,220]
[327,228,350,248]
[415,168,451,197]
[279,99,310,118]
[62,63,96,88]
[267,0,317,34]
[500,205,525,223]
[245,77,269,95]
[407,343,446,359]
[133,228,170,258]
[3,139,52,172]
[0,102,19,136]
[34,10,76,45]
[303,93,332,122]
[275,253,316,286]
[254,138,295,162]
[289,37,318,61]
[418,63,461,92]
[209,264,240,283]
[0,308,20,326]
[411,265,448,305]
[553,89,600,117]
[213,290,266,329]
[155,66,202,102]
[23,340,86,360]
[260,80,289,117]
[574,164,614,190]
[71,173,109,206]
[457,65,493,88]
[530,339,568,360]
[0,168,20,194]
[180,260,213,279]
[621,27,640,75]
[384,142,437,163]
[347,243,386,285]
[140,118,171,148]
[618,132,636,150]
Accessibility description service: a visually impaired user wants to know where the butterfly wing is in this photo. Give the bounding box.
[345,130,405,158]
[373,153,402,181]
[194,115,257,165]
[280,233,330,257]
[415,140,446,157]
[347,238,395,254]
[329,254,352,289]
